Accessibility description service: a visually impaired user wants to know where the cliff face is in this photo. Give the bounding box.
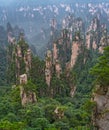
[24,49,32,73]
[55,60,62,78]
[70,39,81,68]
[62,14,84,33]
[91,26,109,129]
[86,33,91,49]
[53,43,58,63]
[45,15,109,100]
[93,87,109,130]
[19,74,37,106]
[86,17,109,52]
[7,32,37,106]
[8,35,32,84]
[16,42,31,81]
[20,87,36,106]
[45,50,52,87]
[45,29,82,97]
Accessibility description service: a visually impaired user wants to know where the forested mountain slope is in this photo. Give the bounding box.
[0,0,109,130]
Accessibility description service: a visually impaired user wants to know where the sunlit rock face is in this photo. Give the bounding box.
[20,74,27,84]
[70,41,80,68]
[20,74,37,106]
[24,49,32,73]
[86,33,91,49]
[53,43,58,63]
[55,60,62,78]
[92,41,97,50]
[70,34,82,68]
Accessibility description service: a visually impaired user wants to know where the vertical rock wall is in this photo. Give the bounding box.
[70,40,80,68]
[93,87,109,130]
[20,74,37,106]
[45,50,52,87]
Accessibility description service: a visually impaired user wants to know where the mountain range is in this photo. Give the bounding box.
[0,0,109,57]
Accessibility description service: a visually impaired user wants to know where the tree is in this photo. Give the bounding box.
[0,120,25,130]
[90,46,109,87]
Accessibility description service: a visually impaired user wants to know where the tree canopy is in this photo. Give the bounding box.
[90,46,109,87]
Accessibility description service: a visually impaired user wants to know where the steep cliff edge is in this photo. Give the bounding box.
[91,46,109,130]
[93,87,109,130]
[44,15,109,99]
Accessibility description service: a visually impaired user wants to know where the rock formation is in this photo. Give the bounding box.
[70,35,82,68]
[20,87,36,106]
[24,49,32,73]
[15,39,32,83]
[62,14,84,33]
[93,86,109,130]
[70,86,76,97]
[20,74,27,84]
[54,107,65,119]
[70,41,80,68]
[55,60,62,78]
[85,17,109,52]
[20,74,37,106]
[45,28,78,97]
[46,15,109,99]
[20,88,37,106]
[45,50,52,87]
[92,41,97,50]
[86,33,91,49]
[7,30,36,106]
[8,32,16,45]
[53,43,58,63]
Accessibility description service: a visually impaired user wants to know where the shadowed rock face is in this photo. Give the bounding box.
[45,50,52,87]
[93,87,109,130]
[70,86,76,97]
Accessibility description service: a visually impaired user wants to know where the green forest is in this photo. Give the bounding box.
[0,36,107,130]
[0,2,109,129]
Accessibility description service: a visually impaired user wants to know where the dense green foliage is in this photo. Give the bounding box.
[0,29,99,129]
[0,45,97,130]
[0,47,7,85]
[90,46,109,87]
[0,85,95,130]
[30,56,47,97]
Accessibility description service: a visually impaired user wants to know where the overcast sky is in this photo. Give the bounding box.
[0,0,108,6]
